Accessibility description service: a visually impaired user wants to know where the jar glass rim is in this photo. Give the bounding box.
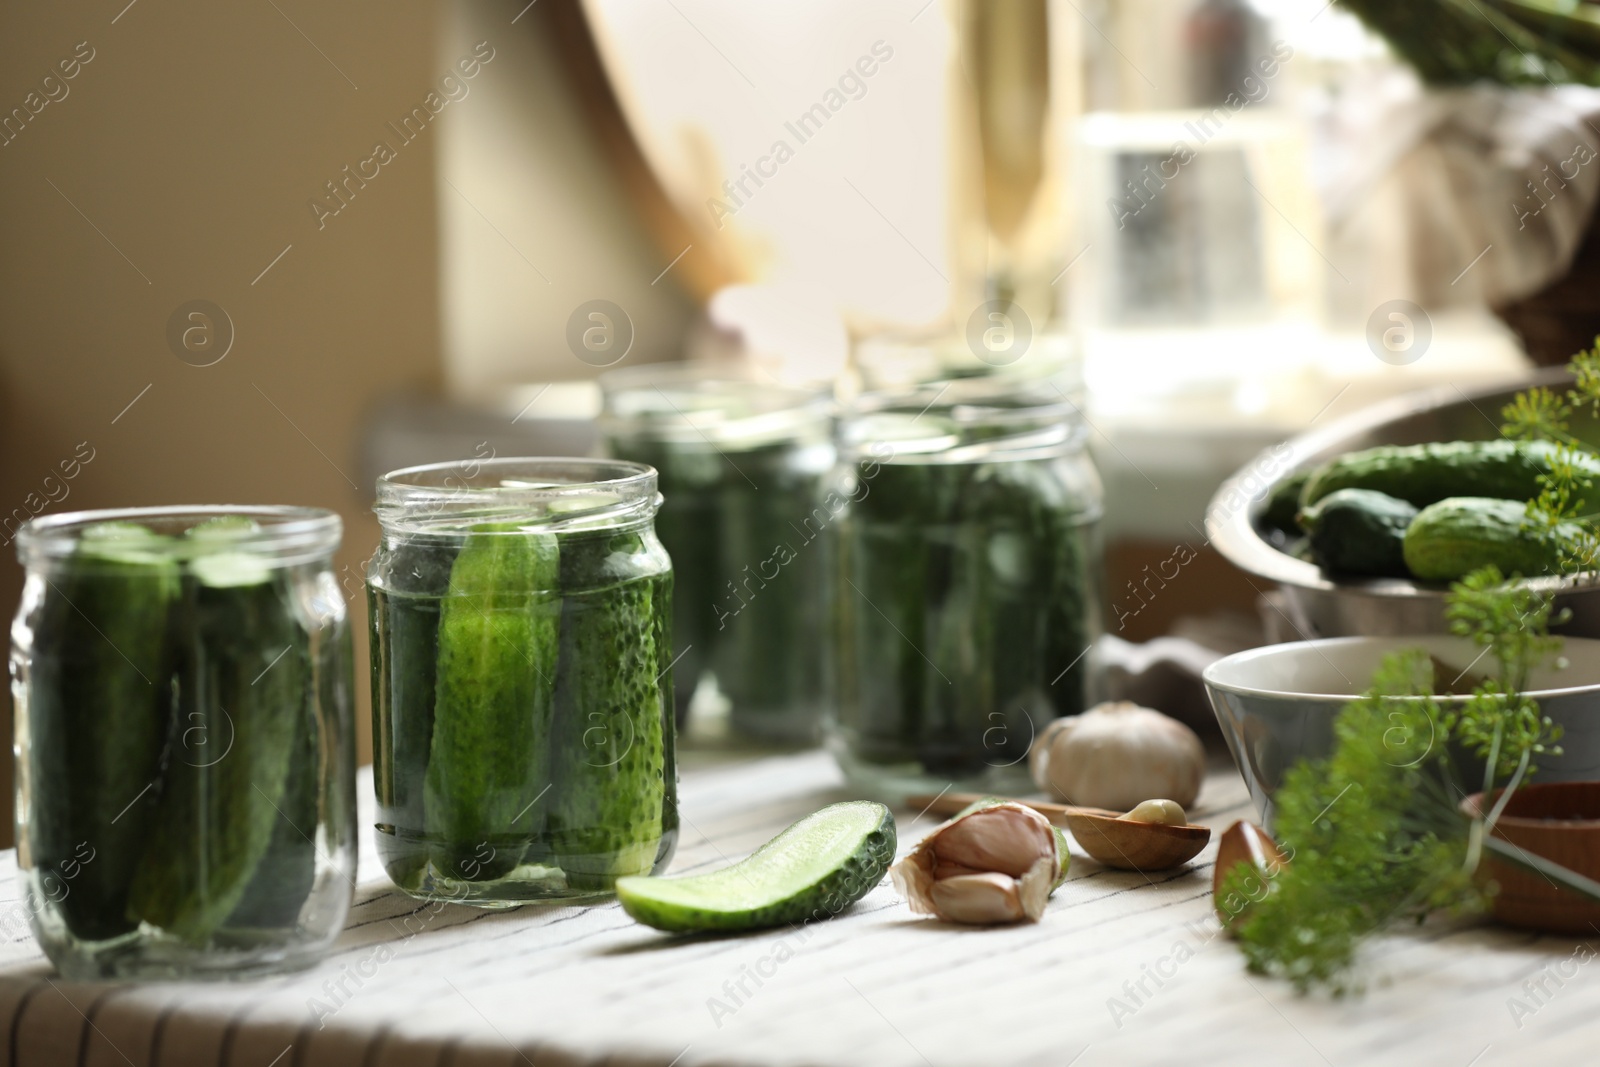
[598,362,833,446]
[375,456,660,533]
[15,505,342,564]
[841,375,1083,463]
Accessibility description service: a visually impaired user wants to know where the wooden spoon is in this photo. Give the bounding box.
[906,792,1211,872]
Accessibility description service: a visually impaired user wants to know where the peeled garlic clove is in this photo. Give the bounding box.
[923,804,1056,877]
[1119,799,1187,826]
[929,872,1028,924]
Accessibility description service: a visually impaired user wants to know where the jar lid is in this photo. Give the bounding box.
[15,505,342,567]
[598,362,832,448]
[374,457,660,535]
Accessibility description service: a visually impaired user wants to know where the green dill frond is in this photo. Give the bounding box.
[1502,386,1571,442]
[1445,567,1562,692]
[1230,650,1472,993]
[1232,573,1564,994]
[1525,443,1594,527]
[1568,340,1600,418]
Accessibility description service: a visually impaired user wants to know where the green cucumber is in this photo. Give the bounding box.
[836,447,1095,777]
[1402,496,1583,582]
[548,533,671,889]
[223,648,317,929]
[1300,439,1600,509]
[711,440,828,742]
[426,523,561,881]
[839,460,944,766]
[28,522,177,942]
[368,534,458,884]
[126,557,308,942]
[616,801,895,933]
[1300,488,1418,577]
[605,438,721,722]
[1260,472,1310,535]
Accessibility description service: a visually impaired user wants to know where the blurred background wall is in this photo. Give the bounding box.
[0,0,450,843]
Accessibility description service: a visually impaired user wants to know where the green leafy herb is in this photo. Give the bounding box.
[1229,579,1566,992]
[1339,1,1600,88]
[1231,344,1600,991]
[1500,342,1600,564]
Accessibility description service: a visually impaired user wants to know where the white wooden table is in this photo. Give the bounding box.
[0,751,1595,1067]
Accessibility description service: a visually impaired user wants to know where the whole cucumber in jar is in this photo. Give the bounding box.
[27,522,178,943]
[425,523,561,882]
[548,530,674,890]
[126,522,315,943]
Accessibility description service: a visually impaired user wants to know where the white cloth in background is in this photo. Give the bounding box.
[1315,65,1600,322]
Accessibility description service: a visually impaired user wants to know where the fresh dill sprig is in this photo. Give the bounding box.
[1501,386,1574,446]
[1227,649,1481,994]
[1499,338,1600,449]
[1229,571,1564,993]
[1569,340,1600,419]
[1499,346,1600,551]
[1231,345,1599,992]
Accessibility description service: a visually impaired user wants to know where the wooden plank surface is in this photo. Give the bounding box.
[0,752,1595,1066]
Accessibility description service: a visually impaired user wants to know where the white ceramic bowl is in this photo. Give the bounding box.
[1204,635,1600,826]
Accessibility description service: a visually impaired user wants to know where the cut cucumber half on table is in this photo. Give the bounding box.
[616,801,895,933]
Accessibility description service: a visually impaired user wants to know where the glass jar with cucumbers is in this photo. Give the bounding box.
[827,374,1104,801]
[10,506,356,979]
[598,365,834,744]
[367,458,677,905]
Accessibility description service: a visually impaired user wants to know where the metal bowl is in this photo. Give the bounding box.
[1205,368,1600,638]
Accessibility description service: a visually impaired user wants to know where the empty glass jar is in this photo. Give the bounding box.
[599,365,834,744]
[367,458,677,905]
[827,375,1103,800]
[11,506,355,979]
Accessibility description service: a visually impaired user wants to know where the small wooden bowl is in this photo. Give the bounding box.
[1058,810,1210,872]
[1462,781,1600,935]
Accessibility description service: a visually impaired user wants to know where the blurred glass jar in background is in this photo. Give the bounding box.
[1073,0,1321,335]
[368,459,677,905]
[12,507,355,979]
[599,365,835,745]
[827,373,1103,801]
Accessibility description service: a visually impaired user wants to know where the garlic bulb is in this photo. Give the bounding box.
[1030,701,1204,810]
[891,801,1069,925]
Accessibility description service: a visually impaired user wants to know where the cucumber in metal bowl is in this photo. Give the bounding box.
[1207,369,1600,638]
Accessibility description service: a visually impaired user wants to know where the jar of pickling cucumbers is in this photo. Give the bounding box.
[368,458,677,905]
[11,506,356,979]
[598,365,834,744]
[827,375,1104,801]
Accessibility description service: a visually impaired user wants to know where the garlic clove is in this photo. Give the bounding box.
[1015,856,1057,921]
[928,872,1028,924]
[890,800,1072,925]
[932,860,989,880]
[1213,820,1287,930]
[890,849,938,916]
[923,804,1056,877]
[1119,799,1188,826]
